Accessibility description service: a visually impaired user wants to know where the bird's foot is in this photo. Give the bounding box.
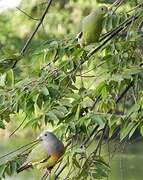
[41,168,52,180]
[43,168,52,175]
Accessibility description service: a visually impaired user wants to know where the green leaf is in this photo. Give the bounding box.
[23,117,39,128]
[9,161,17,174]
[0,164,6,177]
[140,125,143,136]
[52,109,64,119]
[72,158,81,168]
[0,120,5,129]
[129,123,138,138]
[126,104,140,117]
[48,86,60,99]
[6,70,14,86]
[120,122,136,141]
[75,104,81,120]
[46,111,59,121]
[91,115,106,126]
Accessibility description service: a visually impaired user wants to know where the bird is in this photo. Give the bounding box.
[17,130,65,173]
[79,6,108,47]
[0,53,23,73]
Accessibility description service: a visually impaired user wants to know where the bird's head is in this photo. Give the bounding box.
[95,6,108,16]
[37,130,57,142]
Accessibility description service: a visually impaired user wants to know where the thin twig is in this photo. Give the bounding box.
[100,15,137,42]
[20,141,39,155]
[115,81,134,104]
[0,139,39,160]
[41,172,49,180]
[9,114,28,137]
[16,7,39,21]
[12,0,53,68]
[80,125,100,148]
[90,95,101,111]
[54,164,67,180]
[109,0,124,11]
[127,2,143,14]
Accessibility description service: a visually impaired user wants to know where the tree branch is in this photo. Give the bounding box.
[12,0,53,68]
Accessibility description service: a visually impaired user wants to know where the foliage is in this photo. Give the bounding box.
[0,0,143,179]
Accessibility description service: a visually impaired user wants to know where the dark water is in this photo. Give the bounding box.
[0,141,143,180]
[109,141,143,180]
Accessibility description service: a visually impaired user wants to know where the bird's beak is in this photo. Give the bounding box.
[107,8,112,15]
[36,136,42,141]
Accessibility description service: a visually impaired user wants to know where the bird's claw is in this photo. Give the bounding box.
[43,168,52,175]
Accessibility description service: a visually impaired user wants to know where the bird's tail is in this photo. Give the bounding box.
[17,163,32,173]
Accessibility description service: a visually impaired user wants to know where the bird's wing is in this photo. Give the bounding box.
[27,143,50,165]
[37,154,59,170]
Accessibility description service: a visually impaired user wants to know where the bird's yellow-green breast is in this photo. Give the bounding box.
[26,143,49,165]
[81,6,108,46]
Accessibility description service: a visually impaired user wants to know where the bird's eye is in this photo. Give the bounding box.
[101,8,104,11]
[45,134,47,136]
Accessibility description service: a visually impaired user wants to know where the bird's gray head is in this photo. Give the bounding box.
[37,130,65,155]
[38,130,57,142]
